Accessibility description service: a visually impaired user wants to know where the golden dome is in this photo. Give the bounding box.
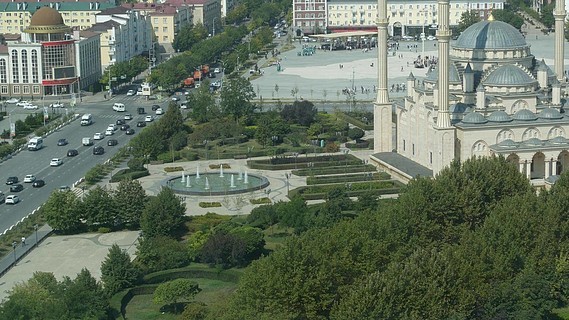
[25,7,71,34]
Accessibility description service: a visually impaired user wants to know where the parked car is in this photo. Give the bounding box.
[23,174,36,183]
[9,184,23,192]
[67,149,78,157]
[23,103,39,110]
[180,103,188,109]
[16,100,30,107]
[50,102,64,108]
[107,139,118,146]
[57,138,68,146]
[59,185,71,192]
[32,179,45,188]
[171,96,180,101]
[6,176,18,185]
[50,158,63,166]
[127,89,135,96]
[5,195,20,204]
[137,121,146,127]
[6,98,20,104]
[93,146,105,155]
[93,133,104,140]
[125,128,135,135]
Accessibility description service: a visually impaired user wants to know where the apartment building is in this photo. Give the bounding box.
[294,0,504,35]
[125,3,192,47]
[0,2,115,33]
[166,0,221,35]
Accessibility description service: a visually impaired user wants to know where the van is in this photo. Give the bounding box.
[27,137,43,151]
[82,137,93,146]
[112,103,125,112]
[80,114,92,126]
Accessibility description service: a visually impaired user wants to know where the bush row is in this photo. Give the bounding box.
[293,164,379,176]
[110,169,150,183]
[335,112,374,130]
[306,172,382,185]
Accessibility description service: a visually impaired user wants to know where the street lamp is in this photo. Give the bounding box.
[285,172,290,194]
[212,17,218,37]
[34,224,38,247]
[12,241,17,264]
[421,8,428,60]
[293,152,299,169]
[247,146,254,159]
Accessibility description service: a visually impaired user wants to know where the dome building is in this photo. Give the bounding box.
[372,0,569,184]
[0,6,101,98]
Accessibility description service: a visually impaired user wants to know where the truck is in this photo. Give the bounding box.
[183,77,195,88]
[82,137,93,146]
[27,137,43,151]
[193,70,203,81]
[80,114,92,126]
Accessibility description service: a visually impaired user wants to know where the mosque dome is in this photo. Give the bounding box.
[551,136,569,144]
[524,138,543,146]
[487,110,512,122]
[498,139,517,148]
[462,112,488,124]
[538,108,563,120]
[513,109,538,121]
[24,6,70,34]
[483,65,536,86]
[425,63,461,83]
[454,20,527,50]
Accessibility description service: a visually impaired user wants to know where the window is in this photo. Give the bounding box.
[403,140,406,151]
[32,85,40,94]
[163,18,167,23]
[153,18,158,23]
[11,50,19,83]
[163,27,168,32]
[31,50,38,83]
[430,152,433,164]
[1,86,7,94]
[163,35,168,41]
[0,58,6,84]
[21,49,29,83]
[23,85,29,94]
[13,86,20,94]
[154,27,158,32]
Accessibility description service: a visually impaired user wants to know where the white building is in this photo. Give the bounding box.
[372,0,568,184]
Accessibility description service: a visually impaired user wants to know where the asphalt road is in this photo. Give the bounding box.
[0,92,170,234]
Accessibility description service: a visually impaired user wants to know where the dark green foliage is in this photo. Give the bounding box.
[255,112,291,147]
[136,236,191,273]
[43,190,83,233]
[172,23,208,52]
[280,100,318,126]
[101,244,140,296]
[140,187,186,238]
[247,204,278,228]
[220,77,256,122]
[153,279,201,314]
[492,9,525,29]
[200,232,247,268]
[127,157,145,171]
[113,178,147,228]
[81,186,115,228]
[347,127,364,141]
[457,10,481,34]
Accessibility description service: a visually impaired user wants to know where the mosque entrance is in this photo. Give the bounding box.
[531,152,545,179]
[557,151,569,175]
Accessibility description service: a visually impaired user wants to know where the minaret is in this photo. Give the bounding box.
[435,0,451,128]
[374,0,392,152]
[554,0,566,83]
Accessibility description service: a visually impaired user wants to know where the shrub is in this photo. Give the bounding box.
[209,163,231,169]
[128,158,145,171]
[324,142,340,153]
[164,166,184,172]
[199,202,222,208]
[98,227,112,233]
[157,151,182,163]
[250,197,272,204]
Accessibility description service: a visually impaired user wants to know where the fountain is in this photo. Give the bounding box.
[186,176,191,188]
[219,164,224,177]
[230,174,236,188]
[205,177,210,190]
[238,170,243,181]
[181,172,185,183]
[165,170,269,196]
[244,171,249,184]
[196,166,200,179]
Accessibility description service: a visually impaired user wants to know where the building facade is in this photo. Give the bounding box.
[0,6,101,98]
[126,3,192,46]
[172,0,221,35]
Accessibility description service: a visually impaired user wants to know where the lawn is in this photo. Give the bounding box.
[125,278,238,319]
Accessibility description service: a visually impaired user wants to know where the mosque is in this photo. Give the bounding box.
[371,0,569,184]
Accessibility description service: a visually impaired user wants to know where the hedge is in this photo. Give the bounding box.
[290,187,401,200]
[143,265,243,284]
[110,169,150,183]
[293,164,380,176]
[248,154,363,170]
[335,112,374,130]
[307,172,382,185]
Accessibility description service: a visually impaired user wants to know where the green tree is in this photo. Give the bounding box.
[492,9,525,30]
[540,1,555,28]
[81,186,115,228]
[173,23,208,52]
[43,189,82,233]
[136,235,191,273]
[220,76,256,122]
[187,230,210,261]
[189,83,218,123]
[457,10,481,34]
[347,127,365,141]
[129,126,163,160]
[153,279,201,314]
[60,268,109,319]
[113,178,147,228]
[255,112,290,147]
[140,187,186,238]
[200,232,247,268]
[228,226,266,261]
[100,244,140,296]
[280,100,318,126]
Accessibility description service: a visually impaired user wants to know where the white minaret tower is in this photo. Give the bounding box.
[554,0,566,83]
[435,0,451,128]
[374,0,392,153]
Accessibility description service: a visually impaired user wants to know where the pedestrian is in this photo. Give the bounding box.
[21,237,25,246]
[401,66,404,72]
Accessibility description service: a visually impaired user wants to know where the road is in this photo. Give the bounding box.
[0,91,171,234]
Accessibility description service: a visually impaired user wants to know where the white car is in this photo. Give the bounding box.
[427,35,437,41]
[108,124,118,131]
[171,96,180,101]
[124,114,133,120]
[16,100,30,107]
[50,158,63,167]
[23,103,38,110]
[155,108,164,115]
[145,115,154,122]
[93,133,104,140]
[6,98,20,104]
[5,195,20,204]
[23,175,36,183]
[214,67,221,73]
[180,103,188,109]
[105,128,114,136]
[126,89,135,96]
[50,102,64,108]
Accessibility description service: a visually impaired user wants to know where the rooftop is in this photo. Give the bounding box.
[87,20,122,32]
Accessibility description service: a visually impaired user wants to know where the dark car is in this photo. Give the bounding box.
[120,124,130,131]
[151,105,160,111]
[125,128,135,135]
[6,176,18,185]
[67,149,78,157]
[116,119,125,126]
[32,179,45,188]
[208,72,216,78]
[136,121,146,127]
[93,146,105,155]
[57,138,68,146]
[10,184,23,192]
[137,107,146,114]
[107,139,118,146]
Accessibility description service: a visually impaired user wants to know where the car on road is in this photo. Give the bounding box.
[32,179,45,188]
[108,124,118,131]
[6,177,18,185]
[171,96,180,101]
[50,158,63,167]
[67,149,78,157]
[93,146,105,155]
[5,195,20,204]
[112,103,126,112]
[127,89,135,96]
[116,119,125,126]
[50,102,64,108]
[145,115,154,122]
[57,138,68,146]
[23,103,39,110]
[23,175,36,183]
[120,124,130,131]
[59,185,70,192]
[151,105,160,111]
[94,133,104,140]
[214,67,220,73]
[105,128,114,136]
[137,121,146,127]
[125,128,135,135]
[427,35,437,41]
[16,100,30,107]
[9,184,23,192]
[6,98,20,104]
[124,114,133,120]
[180,103,188,109]
[137,107,146,114]
[107,139,118,146]
[155,108,164,115]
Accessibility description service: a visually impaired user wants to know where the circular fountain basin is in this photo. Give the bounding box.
[164,172,270,196]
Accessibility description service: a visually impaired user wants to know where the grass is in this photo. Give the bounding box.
[553,308,569,319]
[125,278,237,319]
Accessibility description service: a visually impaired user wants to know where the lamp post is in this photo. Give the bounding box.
[34,224,38,247]
[12,241,17,265]
[285,172,290,194]
[212,17,218,37]
[421,8,428,60]
[293,152,299,169]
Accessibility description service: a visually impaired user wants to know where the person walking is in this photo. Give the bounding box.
[21,237,26,246]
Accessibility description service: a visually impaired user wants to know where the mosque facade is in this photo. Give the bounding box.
[371,0,568,184]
